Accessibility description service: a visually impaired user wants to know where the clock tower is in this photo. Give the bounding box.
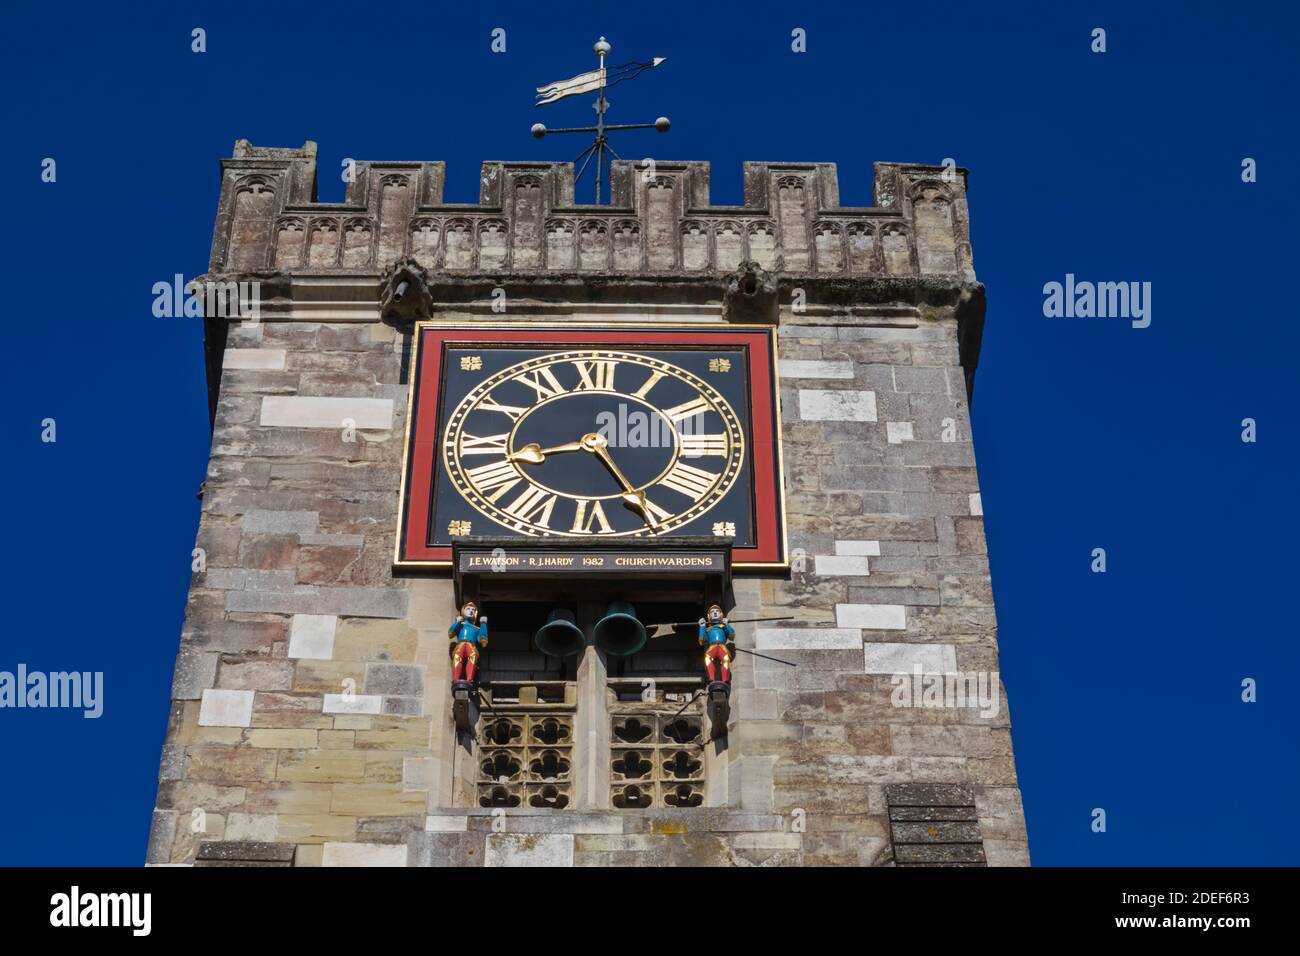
[148,138,1029,867]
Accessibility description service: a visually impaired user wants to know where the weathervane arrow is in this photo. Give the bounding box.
[530,37,670,204]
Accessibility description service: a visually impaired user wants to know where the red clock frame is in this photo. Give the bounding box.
[394,322,787,570]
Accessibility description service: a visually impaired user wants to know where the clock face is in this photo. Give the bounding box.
[397,324,787,568]
[441,348,748,539]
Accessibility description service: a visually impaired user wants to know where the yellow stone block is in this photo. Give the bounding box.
[243,782,332,815]
[276,749,368,783]
[294,843,324,867]
[364,753,405,783]
[186,746,278,784]
[160,781,248,813]
[332,618,418,663]
[175,702,245,745]
[276,813,357,844]
[250,692,332,730]
[329,784,428,816]
[246,729,319,749]
[171,812,226,862]
[318,730,356,750]
[332,715,374,730]
[292,660,366,694]
[353,718,433,751]
[368,323,397,344]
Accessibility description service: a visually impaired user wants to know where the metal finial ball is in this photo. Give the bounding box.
[531,123,546,139]
[655,116,671,132]
[594,36,611,55]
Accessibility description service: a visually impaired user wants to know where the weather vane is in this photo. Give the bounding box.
[531,36,670,204]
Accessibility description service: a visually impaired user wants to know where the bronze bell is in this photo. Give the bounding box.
[532,608,586,658]
[592,601,647,656]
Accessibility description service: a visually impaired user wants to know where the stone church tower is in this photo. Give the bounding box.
[148,139,1028,867]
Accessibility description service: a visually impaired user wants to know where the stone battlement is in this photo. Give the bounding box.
[212,141,975,280]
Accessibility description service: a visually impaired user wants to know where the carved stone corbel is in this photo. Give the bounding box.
[379,257,433,323]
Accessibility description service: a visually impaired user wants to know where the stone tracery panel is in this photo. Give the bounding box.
[307,217,340,268]
[272,217,306,269]
[410,218,441,267]
[477,712,574,810]
[609,693,705,809]
[341,217,374,268]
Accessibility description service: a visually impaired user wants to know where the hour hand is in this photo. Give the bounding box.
[507,440,584,464]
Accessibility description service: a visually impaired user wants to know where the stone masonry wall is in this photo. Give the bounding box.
[147,142,1028,866]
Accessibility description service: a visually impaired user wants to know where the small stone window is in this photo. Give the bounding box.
[477,701,575,810]
[609,676,706,809]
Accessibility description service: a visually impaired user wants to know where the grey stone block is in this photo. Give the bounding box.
[381,695,423,717]
[203,568,297,592]
[298,533,366,547]
[889,805,979,822]
[366,663,424,697]
[171,650,218,700]
[225,585,409,619]
[146,810,176,864]
[894,366,950,393]
[241,510,319,534]
[893,843,985,864]
[158,744,185,783]
[485,833,575,867]
[885,783,976,806]
[195,841,296,865]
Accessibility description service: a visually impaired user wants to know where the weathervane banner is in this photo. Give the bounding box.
[535,67,606,106]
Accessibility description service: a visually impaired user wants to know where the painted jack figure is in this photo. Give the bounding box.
[698,604,735,689]
[448,601,488,688]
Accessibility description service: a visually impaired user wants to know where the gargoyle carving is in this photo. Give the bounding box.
[379,257,433,323]
[722,260,779,324]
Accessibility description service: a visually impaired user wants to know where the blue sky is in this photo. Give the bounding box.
[1,0,1296,865]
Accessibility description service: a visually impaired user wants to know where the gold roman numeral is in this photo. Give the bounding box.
[631,370,667,400]
[638,496,673,525]
[503,485,557,527]
[512,367,566,401]
[465,459,522,502]
[476,392,528,421]
[572,360,618,391]
[679,433,728,457]
[571,498,614,533]
[664,396,711,423]
[459,433,509,456]
[659,461,719,501]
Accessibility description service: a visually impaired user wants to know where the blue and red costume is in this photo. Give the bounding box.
[449,604,488,684]
[698,605,735,685]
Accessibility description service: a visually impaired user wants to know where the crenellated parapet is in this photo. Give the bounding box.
[211,141,976,280]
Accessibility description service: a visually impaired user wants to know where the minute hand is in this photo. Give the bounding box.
[590,444,659,528]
